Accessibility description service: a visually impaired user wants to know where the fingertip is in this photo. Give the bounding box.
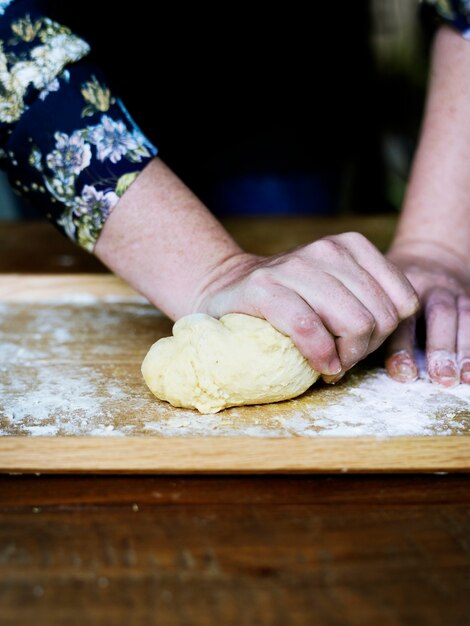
[397,292,420,320]
[325,356,342,376]
[459,357,470,385]
[258,292,340,377]
[322,370,345,384]
[427,351,459,388]
[461,371,470,385]
[308,354,341,376]
[429,374,459,388]
[295,322,340,375]
[385,352,418,383]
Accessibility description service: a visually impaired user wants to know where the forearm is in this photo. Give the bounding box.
[392,26,470,266]
[385,25,470,385]
[94,158,249,319]
[0,3,419,378]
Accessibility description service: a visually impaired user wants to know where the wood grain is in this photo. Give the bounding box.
[2,473,469,506]
[0,293,469,472]
[0,273,141,301]
[1,436,469,473]
[1,474,469,626]
[1,220,469,626]
[0,276,469,473]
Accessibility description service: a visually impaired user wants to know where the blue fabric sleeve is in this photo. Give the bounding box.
[0,0,157,251]
[426,0,470,38]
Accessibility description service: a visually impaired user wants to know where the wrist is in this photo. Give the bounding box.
[191,251,262,315]
[94,158,254,319]
[388,237,470,273]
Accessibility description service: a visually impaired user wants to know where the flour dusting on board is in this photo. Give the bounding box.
[0,302,469,438]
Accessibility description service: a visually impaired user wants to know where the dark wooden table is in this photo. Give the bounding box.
[1,219,469,626]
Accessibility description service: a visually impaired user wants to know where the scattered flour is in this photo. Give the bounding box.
[0,301,469,438]
[141,351,470,438]
[0,364,131,436]
[1,353,468,439]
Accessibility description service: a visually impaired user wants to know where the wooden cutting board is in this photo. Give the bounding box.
[0,274,469,473]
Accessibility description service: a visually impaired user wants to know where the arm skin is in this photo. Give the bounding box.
[95,158,418,379]
[386,25,470,387]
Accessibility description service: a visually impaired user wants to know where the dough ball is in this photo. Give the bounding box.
[141,313,319,414]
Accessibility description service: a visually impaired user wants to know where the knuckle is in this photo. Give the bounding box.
[245,269,277,303]
[351,312,376,338]
[427,287,455,306]
[247,267,274,289]
[289,315,336,365]
[427,299,455,321]
[311,238,344,258]
[337,231,369,248]
[394,277,419,304]
[291,312,321,337]
[379,313,399,336]
[404,293,420,317]
[284,255,311,275]
[339,348,364,370]
[382,265,420,317]
[425,288,455,318]
[395,297,419,321]
[433,300,454,313]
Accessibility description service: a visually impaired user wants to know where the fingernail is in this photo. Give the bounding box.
[327,358,342,376]
[460,359,470,384]
[386,353,418,382]
[438,362,457,378]
[332,372,345,383]
[428,353,458,387]
[324,371,345,384]
[397,361,418,380]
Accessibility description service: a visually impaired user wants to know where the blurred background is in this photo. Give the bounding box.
[0,0,437,221]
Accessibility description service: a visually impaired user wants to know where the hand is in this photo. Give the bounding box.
[193,232,419,378]
[386,242,470,386]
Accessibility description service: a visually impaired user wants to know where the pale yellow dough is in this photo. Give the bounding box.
[141,313,319,414]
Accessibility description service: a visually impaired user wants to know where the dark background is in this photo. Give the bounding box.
[1,1,438,218]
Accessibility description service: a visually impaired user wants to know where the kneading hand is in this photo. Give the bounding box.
[94,161,418,379]
[386,243,470,387]
[194,232,419,380]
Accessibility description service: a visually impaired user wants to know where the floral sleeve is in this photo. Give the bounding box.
[426,0,470,38]
[0,0,157,251]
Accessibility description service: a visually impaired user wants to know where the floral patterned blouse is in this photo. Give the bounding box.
[0,0,157,251]
[429,0,470,37]
[0,1,468,252]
